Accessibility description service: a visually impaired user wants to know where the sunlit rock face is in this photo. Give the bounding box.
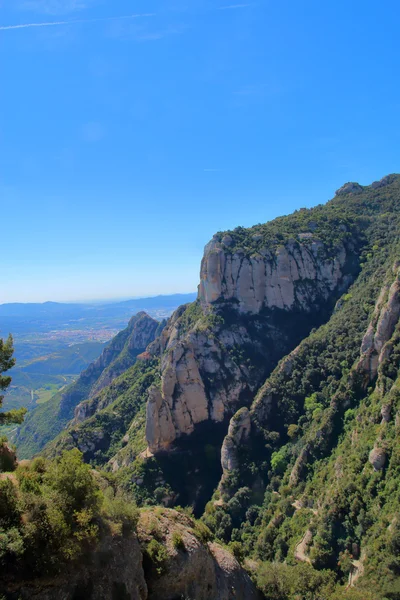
[198,236,348,314]
[146,233,353,454]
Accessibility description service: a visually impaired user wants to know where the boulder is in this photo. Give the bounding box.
[369,447,387,471]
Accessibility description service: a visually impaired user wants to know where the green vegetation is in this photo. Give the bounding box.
[0,449,139,583]
[3,176,400,598]
[0,335,26,427]
[200,177,400,599]
[171,530,185,550]
[144,538,169,575]
[14,313,160,459]
[48,358,159,463]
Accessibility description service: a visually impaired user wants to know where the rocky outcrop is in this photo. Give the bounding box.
[138,508,260,600]
[0,442,17,472]
[2,510,259,600]
[220,407,251,483]
[198,237,349,314]
[146,316,275,453]
[357,266,400,381]
[371,174,397,189]
[335,182,363,196]
[369,446,387,471]
[2,536,147,600]
[145,232,355,453]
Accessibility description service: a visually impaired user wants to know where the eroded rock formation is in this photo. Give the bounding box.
[357,265,400,382]
[146,234,354,453]
[198,237,349,314]
[2,509,260,600]
[138,508,260,600]
[220,407,251,482]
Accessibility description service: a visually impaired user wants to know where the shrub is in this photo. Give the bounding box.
[171,531,185,551]
[193,520,213,543]
[102,489,139,536]
[145,539,169,575]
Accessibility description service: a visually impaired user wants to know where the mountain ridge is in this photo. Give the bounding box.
[9,173,400,599]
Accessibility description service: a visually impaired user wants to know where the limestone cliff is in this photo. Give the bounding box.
[146,231,354,453]
[357,264,400,382]
[198,236,350,314]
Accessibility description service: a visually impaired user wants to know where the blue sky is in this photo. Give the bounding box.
[1,0,399,303]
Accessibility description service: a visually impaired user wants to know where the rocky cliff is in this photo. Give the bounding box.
[2,510,260,600]
[198,236,350,314]
[145,230,356,453]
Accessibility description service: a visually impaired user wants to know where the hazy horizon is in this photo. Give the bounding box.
[0,291,198,306]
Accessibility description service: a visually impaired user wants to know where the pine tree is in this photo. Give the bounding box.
[0,335,26,425]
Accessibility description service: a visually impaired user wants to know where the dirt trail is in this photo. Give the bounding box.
[294,529,312,564]
[348,557,364,587]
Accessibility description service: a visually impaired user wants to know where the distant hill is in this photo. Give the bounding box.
[13,312,163,458]
[0,294,196,318]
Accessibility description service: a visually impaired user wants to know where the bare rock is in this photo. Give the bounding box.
[198,236,348,314]
[371,174,396,189]
[369,447,387,471]
[0,442,17,472]
[357,266,400,381]
[222,235,233,246]
[220,408,251,478]
[335,182,363,196]
[381,404,391,423]
[138,509,260,600]
[145,319,265,453]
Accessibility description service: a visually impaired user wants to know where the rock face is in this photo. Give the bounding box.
[0,442,17,472]
[4,536,147,600]
[220,407,251,482]
[371,174,397,189]
[369,447,387,471]
[138,508,260,600]
[146,234,354,454]
[145,310,288,454]
[335,182,363,196]
[3,510,259,600]
[357,266,400,381]
[198,237,349,314]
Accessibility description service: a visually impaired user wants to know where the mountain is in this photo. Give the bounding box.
[14,312,163,458]
[9,174,400,599]
[0,294,197,317]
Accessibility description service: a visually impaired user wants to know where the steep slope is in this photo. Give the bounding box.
[0,453,258,600]
[14,312,162,458]
[202,176,400,598]
[9,173,400,598]
[38,176,399,523]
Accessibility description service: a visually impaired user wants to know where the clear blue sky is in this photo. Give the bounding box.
[1,0,399,303]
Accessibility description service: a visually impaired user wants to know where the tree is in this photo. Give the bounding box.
[0,335,26,425]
